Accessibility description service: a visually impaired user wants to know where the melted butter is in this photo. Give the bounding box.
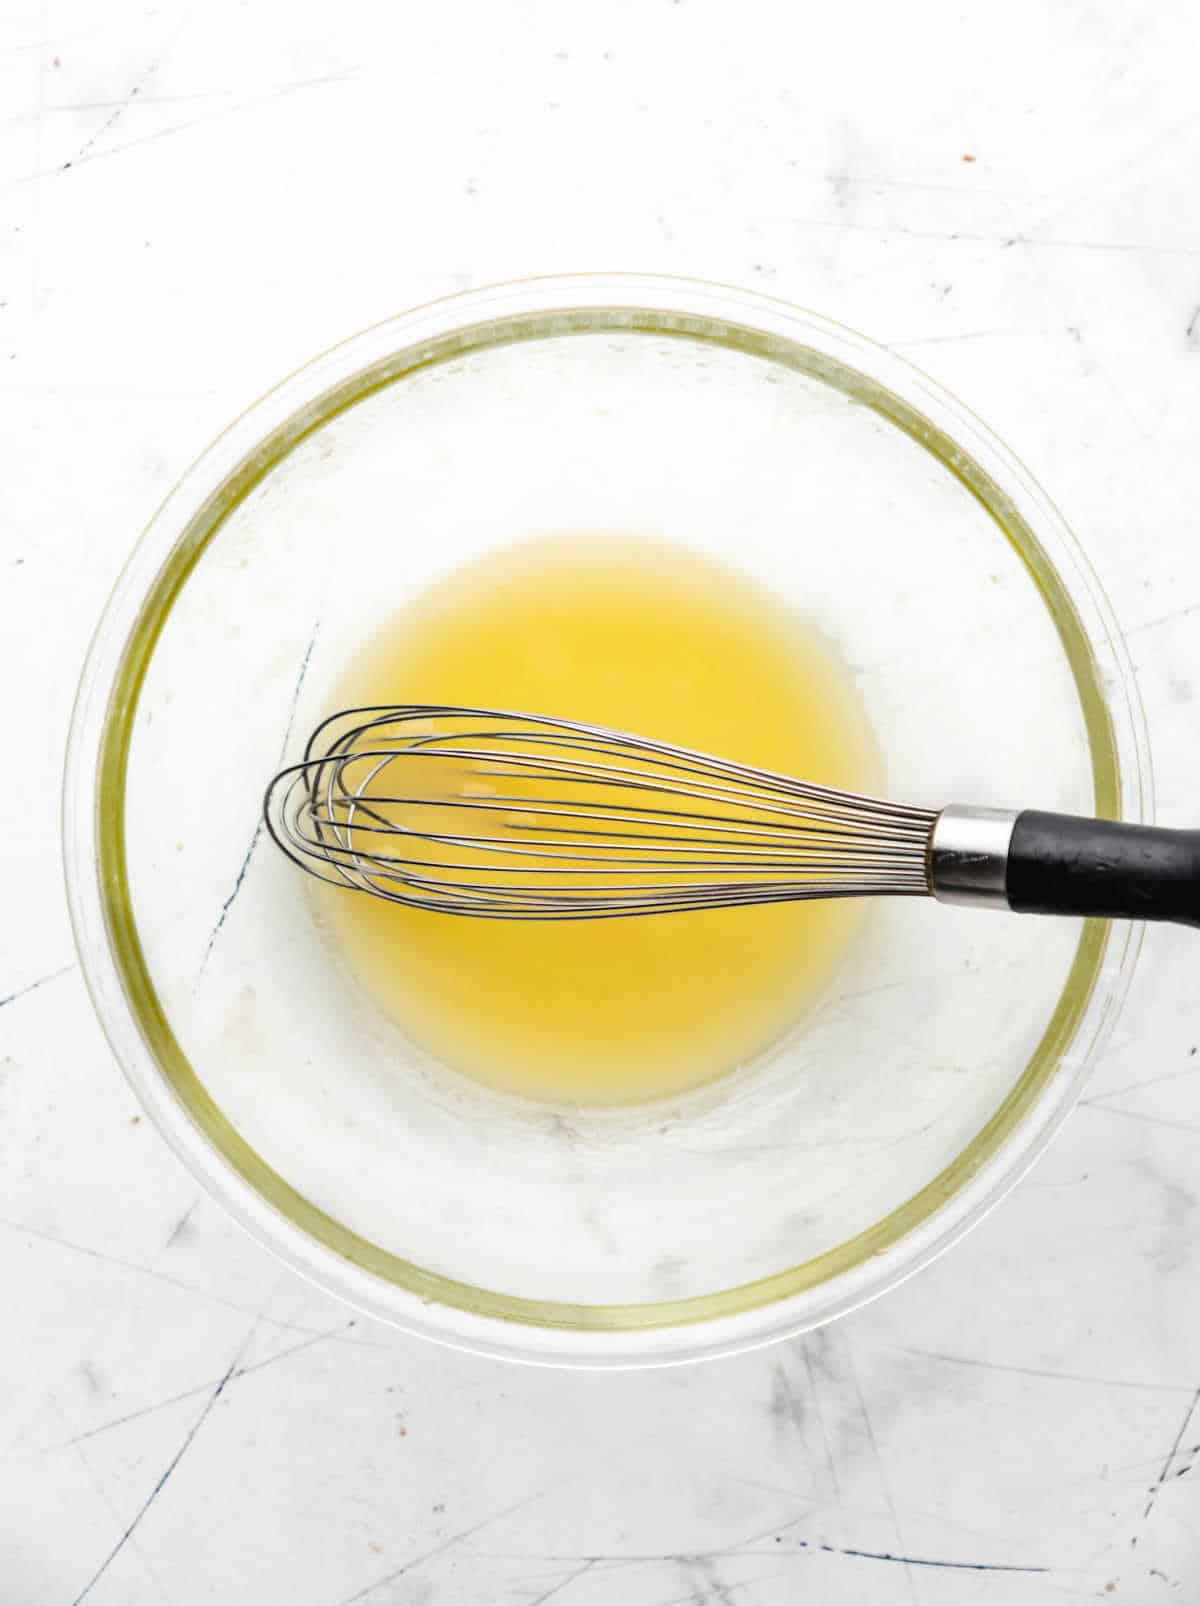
[318,534,879,1104]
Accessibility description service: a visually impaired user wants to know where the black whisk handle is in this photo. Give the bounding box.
[1006,811,1200,929]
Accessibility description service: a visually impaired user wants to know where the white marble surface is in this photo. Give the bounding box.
[4,1,1200,1600]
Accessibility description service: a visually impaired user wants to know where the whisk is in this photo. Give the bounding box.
[263,706,1200,927]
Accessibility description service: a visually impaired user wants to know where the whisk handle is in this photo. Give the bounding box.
[1007,811,1200,929]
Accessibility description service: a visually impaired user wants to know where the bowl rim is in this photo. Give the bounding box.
[62,272,1151,1367]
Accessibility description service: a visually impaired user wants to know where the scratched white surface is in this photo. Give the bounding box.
[3,2,1200,1601]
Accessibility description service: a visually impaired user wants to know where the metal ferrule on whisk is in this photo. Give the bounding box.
[927,805,1019,910]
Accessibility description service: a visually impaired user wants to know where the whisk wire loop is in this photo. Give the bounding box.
[264,707,937,918]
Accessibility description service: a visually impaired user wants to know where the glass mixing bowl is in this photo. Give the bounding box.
[64,275,1149,1366]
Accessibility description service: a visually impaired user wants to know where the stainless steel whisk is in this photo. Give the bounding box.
[264,706,1200,927]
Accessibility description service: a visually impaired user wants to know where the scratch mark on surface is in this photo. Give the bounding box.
[658,1573,787,1599]
[1124,599,1200,638]
[889,328,1029,348]
[527,1558,596,1606]
[0,961,76,1009]
[200,617,320,972]
[684,1555,736,1605]
[14,70,360,186]
[837,172,1016,198]
[1085,1441,1200,1484]
[0,1214,379,1343]
[788,213,1200,259]
[70,1321,260,1603]
[48,109,219,174]
[60,32,179,171]
[198,820,264,970]
[164,1198,199,1248]
[901,1345,1197,1395]
[820,1543,1046,1572]
[29,0,47,308]
[1078,1104,1200,1138]
[476,1536,1049,1577]
[847,1345,917,1605]
[766,1359,806,1443]
[332,1489,550,1605]
[1082,1064,1200,1105]
[993,187,1157,447]
[57,1416,179,1606]
[1130,1156,1197,1276]
[1011,109,1196,246]
[1136,1386,1200,1542]
[647,1571,792,1606]
[62,81,142,166]
[270,68,361,99]
[800,1339,845,1533]
[1187,302,1199,344]
[58,1321,358,1448]
[7,33,58,51]
[49,89,225,111]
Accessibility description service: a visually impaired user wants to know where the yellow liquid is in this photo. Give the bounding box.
[320,535,878,1104]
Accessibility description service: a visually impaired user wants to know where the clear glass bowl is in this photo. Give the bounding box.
[64,275,1149,1366]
